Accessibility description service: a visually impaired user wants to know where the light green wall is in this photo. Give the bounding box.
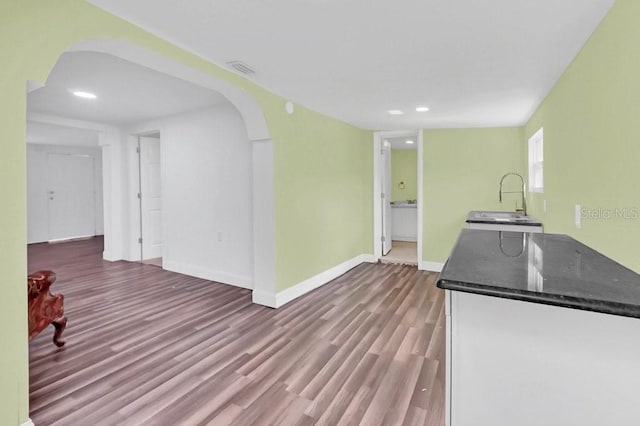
[0,1,372,424]
[422,127,525,263]
[391,150,418,202]
[272,106,372,291]
[0,63,29,426]
[524,0,640,272]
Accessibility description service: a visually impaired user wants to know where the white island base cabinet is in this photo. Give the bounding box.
[444,290,640,426]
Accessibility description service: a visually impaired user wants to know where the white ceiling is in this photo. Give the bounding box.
[89,0,615,130]
[28,51,229,126]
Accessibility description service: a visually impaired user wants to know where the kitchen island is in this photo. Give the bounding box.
[437,229,640,426]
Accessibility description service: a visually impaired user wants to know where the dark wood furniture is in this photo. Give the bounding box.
[28,270,67,347]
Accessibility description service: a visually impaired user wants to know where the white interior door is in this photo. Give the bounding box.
[139,136,162,260]
[47,153,95,241]
[382,145,392,255]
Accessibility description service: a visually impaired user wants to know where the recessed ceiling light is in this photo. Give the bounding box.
[416,106,430,112]
[388,110,404,115]
[406,140,415,144]
[72,91,97,99]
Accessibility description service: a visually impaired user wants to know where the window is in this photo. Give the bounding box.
[528,127,544,193]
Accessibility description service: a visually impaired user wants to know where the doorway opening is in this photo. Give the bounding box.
[58,39,275,303]
[26,46,267,287]
[373,130,423,267]
[26,124,104,246]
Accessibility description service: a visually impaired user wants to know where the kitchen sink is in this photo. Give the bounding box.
[476,212,528,222]
[466,210,543,232]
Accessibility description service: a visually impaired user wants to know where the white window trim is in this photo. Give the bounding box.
[528,127,544,193]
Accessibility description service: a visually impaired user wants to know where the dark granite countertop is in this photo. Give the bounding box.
[466,210,542,226]
[437,229,640,318]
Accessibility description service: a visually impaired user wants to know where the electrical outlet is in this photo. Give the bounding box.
[575,204,581,229]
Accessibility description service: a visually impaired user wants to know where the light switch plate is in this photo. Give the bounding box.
[575,204,581,229]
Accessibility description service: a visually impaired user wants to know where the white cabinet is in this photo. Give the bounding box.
[445,290,640,426]
[391,206,417,241]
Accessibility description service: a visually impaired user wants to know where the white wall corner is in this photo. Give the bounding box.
[21,418,35,426]
[252,288,277,308]
[99,129,129,262]
[273,254,371,308]
[251,138,277,308]
[420,261,445,272]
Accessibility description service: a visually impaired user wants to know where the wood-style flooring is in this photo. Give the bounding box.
[28,237,445,425]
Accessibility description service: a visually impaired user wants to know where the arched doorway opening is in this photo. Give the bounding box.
[28,38,276,301]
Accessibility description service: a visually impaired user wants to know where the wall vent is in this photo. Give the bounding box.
[226,61,256,75]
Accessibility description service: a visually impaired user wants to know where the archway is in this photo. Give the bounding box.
[44,38,276,304]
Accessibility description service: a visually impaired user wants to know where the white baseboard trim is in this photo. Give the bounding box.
[21,418,34,426]
[102,251,116,261]
[255,253,374,309]
[360,254,377,263]
[48,234,94,243]
[419,261,445,272]
[275,253,374,307]
[252,288,277,308]
[163,260,253,289]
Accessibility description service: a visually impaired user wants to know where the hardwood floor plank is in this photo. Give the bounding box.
[359,358,417,426]
[228,382,291,426]
[273,396,313,426]
[28,237,445,425]
[425,377,446,425]
[409,358,440,410]
[207,403,243,425]
[306,352,379,422]
[335,385,371,425]
[285,342,340,394]
[148,372,252,426]
[381,355,425,426]
[403,405,428,426]
[299,311,378,400]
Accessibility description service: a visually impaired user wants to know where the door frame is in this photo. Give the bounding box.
[372,130,424,267]
[381,141,392,256]
[135,132,163,262]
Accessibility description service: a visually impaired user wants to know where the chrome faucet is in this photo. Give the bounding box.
[499,172,527,215]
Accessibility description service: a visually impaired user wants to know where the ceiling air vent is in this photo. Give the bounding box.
[226,61,256,75]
